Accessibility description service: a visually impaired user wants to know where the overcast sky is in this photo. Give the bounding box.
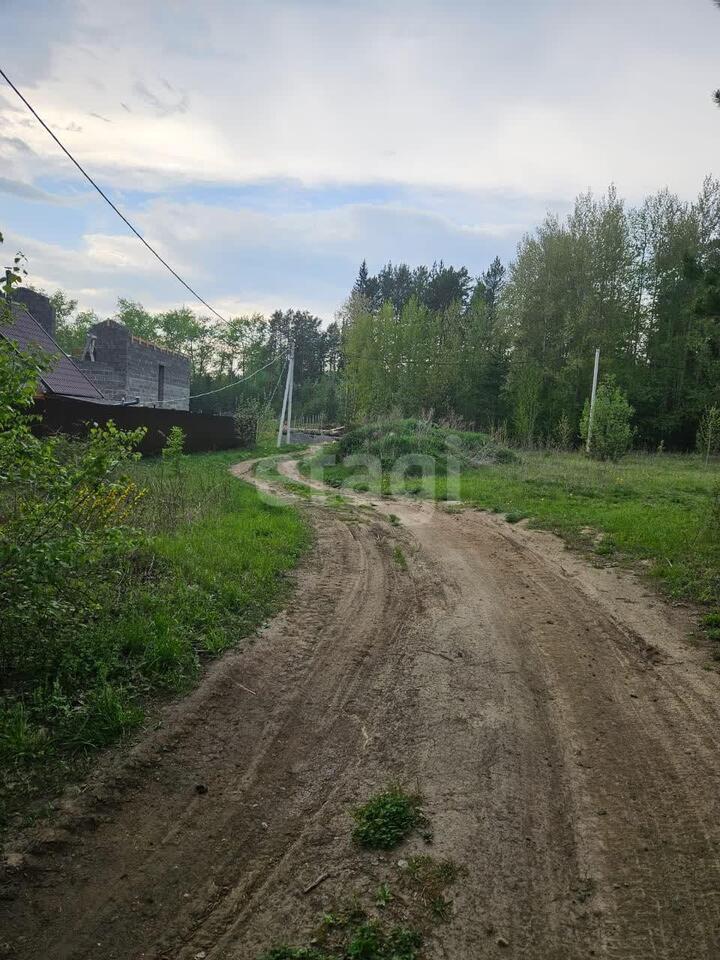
[1,0,719,322]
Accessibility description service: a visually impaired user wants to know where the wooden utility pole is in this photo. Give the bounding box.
[586,348,600,454]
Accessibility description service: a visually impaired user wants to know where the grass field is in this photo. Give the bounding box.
[0,443,308,831]
[301,421,720,609]
[455,451,719,606]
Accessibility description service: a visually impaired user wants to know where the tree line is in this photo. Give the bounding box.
[341,179,720,450]
[48,293,342,419]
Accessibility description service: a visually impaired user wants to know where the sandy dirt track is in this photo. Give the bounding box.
[1,454,719,959]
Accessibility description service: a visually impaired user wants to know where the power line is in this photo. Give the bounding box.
[0,65,229,324]
[267,354,288,405]
[154,351,286,404]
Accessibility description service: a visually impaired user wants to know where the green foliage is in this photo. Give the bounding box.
[307,418,516,498]
[697,405,720,464]
[1,250,28,302]
[256,848,462,959]
[336,419,514,473]
[341,180,720,451]
[235,396,274,446]
[392,546,407,570]
[161,425,186,466]
[259,911,422,960]
[554,412,574,450]
[580,377,634,461]
[0,335,147,681]
[375,883,393,907]
[453,449,720,607]
[259,922,421,960]
[0,438,308,829]
[352,787,426,850]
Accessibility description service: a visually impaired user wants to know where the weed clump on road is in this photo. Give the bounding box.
[352,786,426,850]
[392,546,408,570]
[259,916,421,960]
[257,855,463,960]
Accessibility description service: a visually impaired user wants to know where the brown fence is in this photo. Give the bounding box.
[33,395,252,455]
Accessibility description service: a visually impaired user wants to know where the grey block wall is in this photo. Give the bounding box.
[77,319,190,410]
[74,360,126,401]
[126,336,190,411]
[13,289,57,337]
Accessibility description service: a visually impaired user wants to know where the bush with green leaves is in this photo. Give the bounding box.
[580,377,635,462]
[0,332,148,762]
[697,404,720,465]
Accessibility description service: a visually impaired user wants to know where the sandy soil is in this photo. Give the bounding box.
[1,454,719,959]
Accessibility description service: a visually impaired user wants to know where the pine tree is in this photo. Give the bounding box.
[353,260,370,297]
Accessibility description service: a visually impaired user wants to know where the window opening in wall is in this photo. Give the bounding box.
[158,363,165,402]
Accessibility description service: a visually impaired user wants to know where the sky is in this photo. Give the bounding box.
[1,0,719,324]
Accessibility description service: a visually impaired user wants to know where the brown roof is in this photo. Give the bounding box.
[0,302,105,400]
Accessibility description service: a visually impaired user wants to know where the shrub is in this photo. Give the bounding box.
[0,332,147,773]
[336,418,506,474]
[580,377,634,462]
[697,405,720,465]
[553,412,573,450]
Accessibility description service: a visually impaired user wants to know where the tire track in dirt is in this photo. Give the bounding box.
[1,454,719,959]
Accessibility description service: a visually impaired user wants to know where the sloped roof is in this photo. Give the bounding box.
[0,301,105,400]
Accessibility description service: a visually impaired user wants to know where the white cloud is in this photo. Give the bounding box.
[2,0,719,320]
[2,0,718,199]
[3,195,522,320]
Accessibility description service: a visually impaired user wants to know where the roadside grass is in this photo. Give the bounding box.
[455,451,720,607]
[0,444,308,832]
[304,427,720,609]
[254,456,314,499]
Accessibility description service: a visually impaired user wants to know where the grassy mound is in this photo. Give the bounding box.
[337,419,516,474]
[300,419,516,497]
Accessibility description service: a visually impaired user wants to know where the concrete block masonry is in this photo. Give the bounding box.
[76,319,191,410]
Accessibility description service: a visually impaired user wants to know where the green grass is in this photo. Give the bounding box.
[254,455,314,499]
[305,421,720,608]
[392,546,408,570]
[259,917,422,960]
[352,786,427,850]
[257,787,460,960]
[0,444,308,832]
[258,855,463,960]
[455,451,720,606]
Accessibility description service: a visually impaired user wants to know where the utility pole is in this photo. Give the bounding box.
[276,340,295,448]
[285,340,295,445]
[586,348,600,454]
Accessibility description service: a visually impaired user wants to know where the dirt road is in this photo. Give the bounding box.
[2,454,719,959]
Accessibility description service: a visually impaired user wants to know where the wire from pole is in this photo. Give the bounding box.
[0,65,229,324]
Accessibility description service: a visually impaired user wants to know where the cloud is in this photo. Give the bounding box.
[133,80,189,117]
[2,189,528,322]
[1,0,717,199]
[1,0,718,322]
[0,177,69,203]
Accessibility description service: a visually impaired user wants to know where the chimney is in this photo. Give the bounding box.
[13,288,57,339]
